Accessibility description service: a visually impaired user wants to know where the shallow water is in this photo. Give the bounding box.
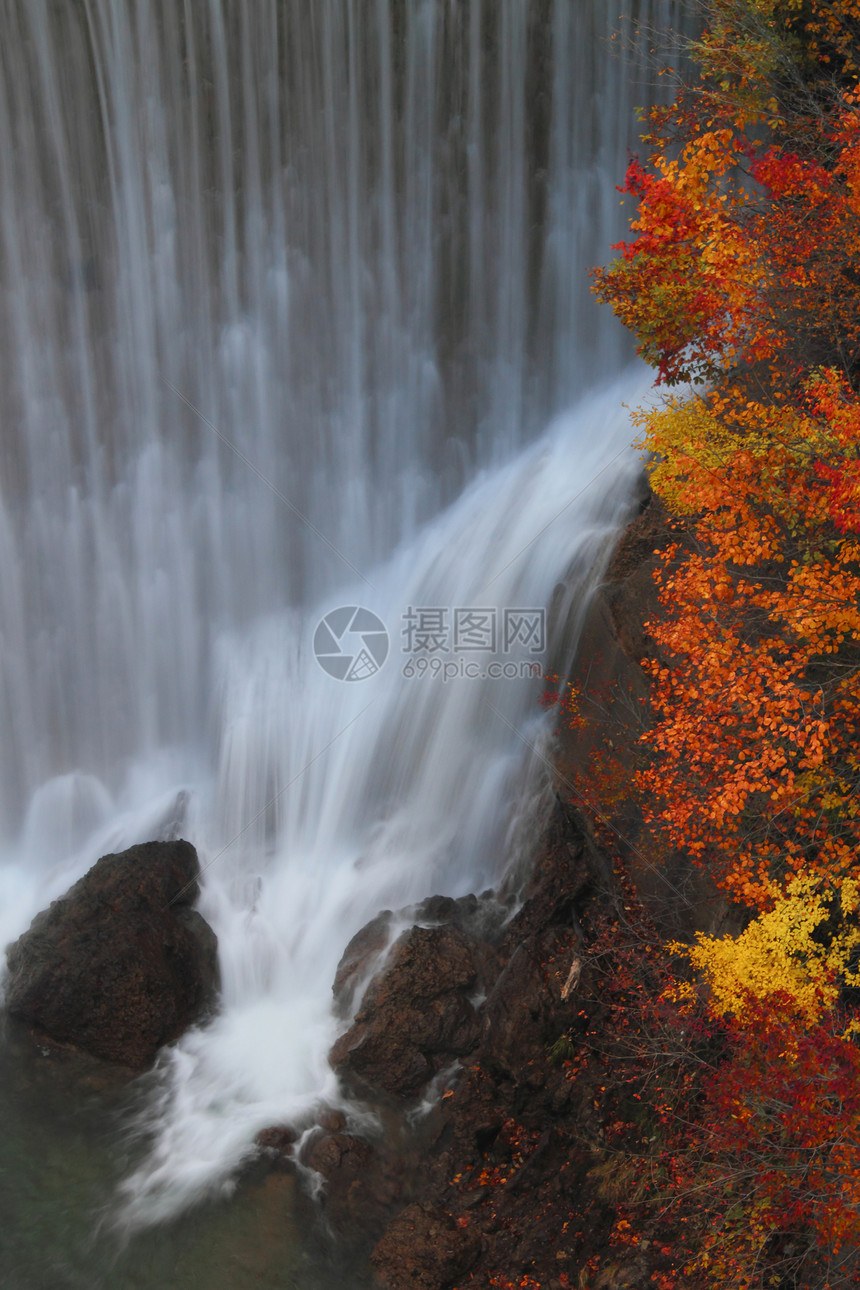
[0,1021,356,1289]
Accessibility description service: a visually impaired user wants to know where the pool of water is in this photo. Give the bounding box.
[0,1020,364,1290]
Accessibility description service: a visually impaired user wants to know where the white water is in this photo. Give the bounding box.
[0,0,675,1225]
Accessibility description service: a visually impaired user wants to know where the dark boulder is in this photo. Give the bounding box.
[330,924,482,1099]
[4,839,218,1069]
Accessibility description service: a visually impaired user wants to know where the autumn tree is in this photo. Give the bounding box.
[584,2,860,1283]
[633,376,860,907]
[593,2,860,394]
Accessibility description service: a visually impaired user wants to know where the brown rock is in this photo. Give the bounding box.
[501,796,596,941]
[318,1107,347,1134]
[330,1020,434,1097]
[255,1125,298,1154]
[4,840,218,1069]
[303,1131,411,1234]
[371,1203,481,1290]
[362,924,478,1008]
[304,1130,374,1180]
[330,924,481,1099]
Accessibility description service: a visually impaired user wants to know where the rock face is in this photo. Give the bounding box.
[4,840,218,1069]
[353,799,608,1288]
[330,923,484,1099]
[371,1203,482,1290]
[301,1131,408,1234]
[480,924,582,1084]
[559,491,742,940]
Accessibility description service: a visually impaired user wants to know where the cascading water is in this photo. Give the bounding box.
[0,0,678,1260]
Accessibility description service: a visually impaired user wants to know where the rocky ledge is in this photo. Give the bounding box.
[301,796,602,1288]
[4,839,218,1070]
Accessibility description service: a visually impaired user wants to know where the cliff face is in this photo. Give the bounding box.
[290,494,739,1289]
[366,799,618,1290]
[558,493,742,943]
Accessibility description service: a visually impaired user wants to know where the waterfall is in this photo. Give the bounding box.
[0,0,676,1226]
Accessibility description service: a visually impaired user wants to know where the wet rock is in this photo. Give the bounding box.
[411,892,488,934]
[255,1125,298,1155]
[256,1107,346,1166]
[305,1130,374,1181]
[371,1202,481,1290]
[412,890,507,965]
[303,1130,412,1235]
[4,840,218,1070]
[330,924,482,1099]
[332,910,393,1015]
[334,499,739,1289]
[318,1107,347,1134]
[412,894,461,925]
[501,796,597,943]
[364,924,478,1005]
